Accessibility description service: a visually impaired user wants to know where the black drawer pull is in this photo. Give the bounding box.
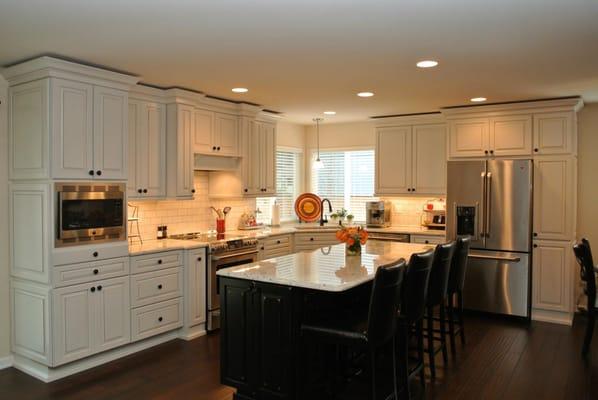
[212,146,216,151]
[158,259,163,264]
[197,257,202,261]
[143,188,148,193]
[93,269,99,275]
[90,287,96,293]
[93,251,98,258]
[310,238,314,241]
[96,170,102,176]
[88,170,94,176]
[217,146,221,151]
[425,240,429,244]
[276,240,281,244]
[137,189,142,193]
[158,317,163,322]
[191,189,196,194]
[157,284,163,290]
[97,285,102,291]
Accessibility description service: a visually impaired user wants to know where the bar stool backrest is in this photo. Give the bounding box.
[427,242,457,307]
[400,249,435,324]
[574,240,596,306]
[448,237,471,295]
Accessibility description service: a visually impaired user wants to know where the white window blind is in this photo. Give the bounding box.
[311,150,377,222]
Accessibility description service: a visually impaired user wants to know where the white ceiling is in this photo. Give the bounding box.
[1,0,597,123]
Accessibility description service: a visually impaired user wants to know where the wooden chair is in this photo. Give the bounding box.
[573,239,597,357]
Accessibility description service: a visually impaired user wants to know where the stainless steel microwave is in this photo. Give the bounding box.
[56,182,126,247]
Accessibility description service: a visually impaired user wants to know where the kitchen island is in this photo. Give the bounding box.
[217,240,432,400]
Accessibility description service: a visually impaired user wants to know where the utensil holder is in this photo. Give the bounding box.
[216,218,226,234]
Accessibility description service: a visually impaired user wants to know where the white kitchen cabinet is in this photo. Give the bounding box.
[93,86,128,180]
[448,118,489,158]
[532,240,573,314]
[214,113,239,156]
[375,123,445,195]
[51,78,94,179]
[193,108,214,154]
[128,100,166,198]
[375,126,412,195]
[410,234,446,245]
[258,234,293,260]
[241,120,277,196]
[166,104,195,198]
[533,156,575,241]
[533,112,574,155]
[52,276,130,366]
[489,115,532,156]
[184,248,207,328]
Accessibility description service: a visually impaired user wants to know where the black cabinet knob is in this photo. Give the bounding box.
[191,189,196,194]
[91,230,96,235]
[90,287,96,293]
[212,146,216,150]
[143,189,148,193]
[137,189,142,193]
[485,150,489,155]
[407,188,411,192]
[490,150,494,154]
[261,246,265,251]
[534,148,539,153]
[89,170,94,176]
[197,257,202,261]
[96,170,102,176]
[158,317,163,322]
[425,240,429,244]
[93,269,99,275]
[412,188,416,192]
[97,285,102,291]
[93,251,98,257]
[310,238,314,241]
[244,188,248,193]
[217,146,221,151]
[158,259,162,264]
[157,284,163,290]
[533,232,538,237]
[533,244,538,248]
[277,240,281,244]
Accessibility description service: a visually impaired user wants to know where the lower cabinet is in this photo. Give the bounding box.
[52,276,130,366]
[184,247,207,328]
[220,278,294,399]
[294,232,337,251]
[532,240,574,317]
[410,234,446,245]
[258,234,293,260]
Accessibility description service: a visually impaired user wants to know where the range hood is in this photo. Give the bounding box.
[193,153,240,171]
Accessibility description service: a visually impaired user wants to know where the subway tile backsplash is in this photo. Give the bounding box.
[380,196,446,227]
[128,171,256,242]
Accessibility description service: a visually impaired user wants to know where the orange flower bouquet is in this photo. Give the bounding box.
[336,225,368,256]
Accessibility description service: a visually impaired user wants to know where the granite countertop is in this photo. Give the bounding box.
[128,239,208,256]
[216,241,433,292]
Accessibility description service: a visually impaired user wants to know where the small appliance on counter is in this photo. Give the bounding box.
[421,198,446,231]
[238,210,264,230]
[365,201,391,227]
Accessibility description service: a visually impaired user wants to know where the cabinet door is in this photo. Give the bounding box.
[176,105,195,197]
[533,157,574,240]
[94,276,131,353]
[186,248,207,327]
[375,126,412,195]
[532,240,572,313]
[193,109,214,154]
[412,124,446,194]
[448,118,490,158]
[533,112,574,155]
[93,86,128,179]
[144,103,166,197]
[9,79,50,179]
[245,122,263,195]
[52,282,95,366]
[214,113,239,156]
[490,115,532,156]
[127,102,140,198]
[262,123,277,195]
[51,78,94,179]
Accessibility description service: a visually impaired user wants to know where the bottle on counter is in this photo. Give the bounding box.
[157,225,168,240]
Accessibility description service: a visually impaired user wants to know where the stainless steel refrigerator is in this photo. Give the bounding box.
[447,159,532,318]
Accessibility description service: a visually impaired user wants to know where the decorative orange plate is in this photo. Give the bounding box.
[294,193,322,223]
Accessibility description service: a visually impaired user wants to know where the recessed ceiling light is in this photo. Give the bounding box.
[232,87,248,93]
[470,97,487,102]
[416,60,439,68]
[357,92,374,98]
[323,111,336,115]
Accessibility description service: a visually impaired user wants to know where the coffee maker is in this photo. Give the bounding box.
[366,201,391,227]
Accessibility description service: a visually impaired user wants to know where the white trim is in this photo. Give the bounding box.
[441,97,584,118]
[277,145,303,153]
[532,309,574,326]
[12,331,179,382]
[177,324,207,341]
[373,113,444,127]
[0,355,14,369]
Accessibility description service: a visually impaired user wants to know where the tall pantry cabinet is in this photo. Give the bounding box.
[443,98,583,325]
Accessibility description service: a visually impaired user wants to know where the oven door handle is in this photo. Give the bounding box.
[210,250,259,261]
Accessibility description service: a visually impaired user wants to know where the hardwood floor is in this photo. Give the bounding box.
[1,314,597,400]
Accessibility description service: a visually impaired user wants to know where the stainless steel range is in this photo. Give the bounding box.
[169,232,259,331]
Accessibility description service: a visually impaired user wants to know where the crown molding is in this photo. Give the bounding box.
[373,112,444,127]
[441,97,584,118]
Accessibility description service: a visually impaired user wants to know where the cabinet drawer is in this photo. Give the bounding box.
[53,242,129,266]
[131,298,183,342]
[262,249,291,260]
[263,234,291,247]
[410,235,445,245]
[130,267,183,307]
[294,232,337,244]
[130,250,183,274]
[52,257,130,288]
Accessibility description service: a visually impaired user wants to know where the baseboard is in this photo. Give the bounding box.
[178,324,207,341]
[0,355,14,369]
[12,331,179,382]
[532,309,573,326]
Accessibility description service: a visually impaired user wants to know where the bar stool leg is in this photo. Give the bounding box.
[457,291,466,345]
[426,306,436,380]
[439,302,449,365]
[417,319,426,390]
[447,295,457,356]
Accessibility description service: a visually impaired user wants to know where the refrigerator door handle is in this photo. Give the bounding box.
[480,171,487,241]
[469,254,521,263]
[486,172,492,238]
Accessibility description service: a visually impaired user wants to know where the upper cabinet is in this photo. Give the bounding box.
[128,99,166,199]
[533,112,574,155]
[193,110,239,157]
[448,118,489,158]
[166,103,195,198]
[375,121,446,196]
[240,119,277,196]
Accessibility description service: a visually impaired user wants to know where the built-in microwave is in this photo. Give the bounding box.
[56,182,126,247]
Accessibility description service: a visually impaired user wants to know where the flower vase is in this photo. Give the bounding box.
[346,241,362,256]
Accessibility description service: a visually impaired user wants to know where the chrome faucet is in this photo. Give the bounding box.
[319,198,333,226]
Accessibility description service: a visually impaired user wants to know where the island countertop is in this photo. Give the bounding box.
[216,240,433,292]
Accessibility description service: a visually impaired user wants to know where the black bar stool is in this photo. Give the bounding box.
[445,236,471,354]
[573,239,597,357]
[424,241,456,380]
[301,260,406,400]
[396,248,434,399]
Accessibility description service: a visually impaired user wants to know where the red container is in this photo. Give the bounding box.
[216,218,226,234]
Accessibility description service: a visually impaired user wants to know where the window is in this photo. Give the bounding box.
[256,149,302,224]
[311,149,377,222]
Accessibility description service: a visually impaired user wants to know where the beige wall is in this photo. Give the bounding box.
[577,103,598,243]
[305,121,375,150]
[0,76,9,359]
[277,121,306,149]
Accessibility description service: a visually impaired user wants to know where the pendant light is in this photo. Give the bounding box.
[313,117,324,169]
